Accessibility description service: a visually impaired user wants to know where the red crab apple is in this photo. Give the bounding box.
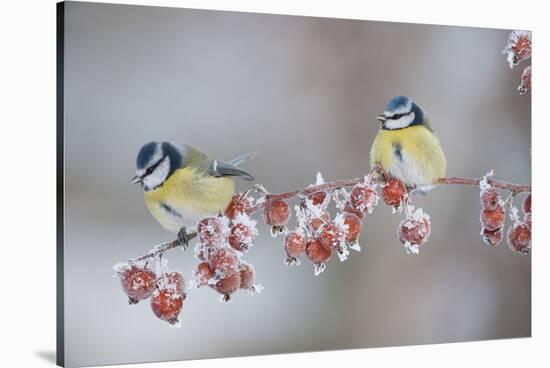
[195,262,214,287]
[213,272,241,300]
[151,288,184,325]
[349,183,377,214]
[306,238,332,264]
[482,227,503,247]
[307,191,327,206]
[120,266,157,304]
[208,248,240,279]
[523,193,531,215]
[284,231,307,259]
[343,212,362,242]
[197,217,226,246]
[480,205,505,232]
[308,210,330,234]
[382,179,406,207]
[239,262,255,290]
[263,199,290,227]
[481,188,500,211]
[507,222,531,255]
[398,212,431,252]
[228,223,255,252]
[319,222,345,251]
[225,194,251,220]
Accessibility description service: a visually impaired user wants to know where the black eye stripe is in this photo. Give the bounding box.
[390,113,406,119]
[144,157,165,176]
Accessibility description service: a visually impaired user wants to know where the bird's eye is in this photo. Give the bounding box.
[392,113,404,119]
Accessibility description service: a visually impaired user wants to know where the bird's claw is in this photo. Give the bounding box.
[177,227,190,250]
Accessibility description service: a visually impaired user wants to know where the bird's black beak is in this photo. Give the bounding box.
[131,175,143,184]
[376,114,387,123]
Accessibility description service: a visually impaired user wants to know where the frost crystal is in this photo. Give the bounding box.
[249,284,264,295]
[404,242,420,255]
[313,263,326,276]
[348,241,361,252]
[153,256,169,277]
[285,257,301,267]
[509,205,520,222]
[233,213,258,234]
[112,262,130,278]
[315,172,325,185]
[169,320,182,329]
[479,170,495,192]
[336,244,350,262]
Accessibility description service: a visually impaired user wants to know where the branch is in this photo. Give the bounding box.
[127,174,530,264]
[436,177,531,194]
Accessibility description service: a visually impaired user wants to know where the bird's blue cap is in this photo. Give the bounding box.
[136,142,158,170]
[384,96,413,114]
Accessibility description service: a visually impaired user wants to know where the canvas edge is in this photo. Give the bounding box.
[56,1,65,367]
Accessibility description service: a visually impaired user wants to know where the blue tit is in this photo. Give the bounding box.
[369,96,447,190]
[132,141,255,241]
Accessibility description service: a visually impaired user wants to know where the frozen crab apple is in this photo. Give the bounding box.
[197,217,227,246]
[195,262,214,287]
[263,199,290,227]
[225,193,252,220]
[284,230,307,264]
[213,272,241,301]
[523,193,531,215]
[382,179,406,208]
[307,191,327,206]
[319,222,346,251]
[239,262,255,291]
[503,30,532,67]
[151,288,184,325]
[209,248,240,279]
[482,227,503,247]
[519,66,531,95]
[480,205,505,231]
[507,222,531,255]
[307,210,330,234]
[343,212,362,243]
[481,188,500,211]
[398,210,431,253]
[228,222,256,252]
[120,266,157,304]
[158,271,185,295]
[306,238,332,264]
[349,183,378,214]
[343,203,365,220]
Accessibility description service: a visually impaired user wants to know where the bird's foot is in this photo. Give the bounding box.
[177,227,191,250]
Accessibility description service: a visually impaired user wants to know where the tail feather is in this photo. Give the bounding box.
[229,152,258,167]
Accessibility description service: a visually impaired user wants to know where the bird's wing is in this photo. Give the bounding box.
[206,159,255,181]
[181,144,256,181]
[181,144,212,167]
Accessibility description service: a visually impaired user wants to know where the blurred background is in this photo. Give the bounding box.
[62,2,531,367]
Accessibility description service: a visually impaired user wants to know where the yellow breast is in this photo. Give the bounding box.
[369,125,447,186]
[144,167,235,232]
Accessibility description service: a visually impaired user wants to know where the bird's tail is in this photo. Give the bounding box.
[229,152,258,167]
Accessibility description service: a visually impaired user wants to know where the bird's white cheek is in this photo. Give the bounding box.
[143,157,170,190]
[384,113,415,130]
